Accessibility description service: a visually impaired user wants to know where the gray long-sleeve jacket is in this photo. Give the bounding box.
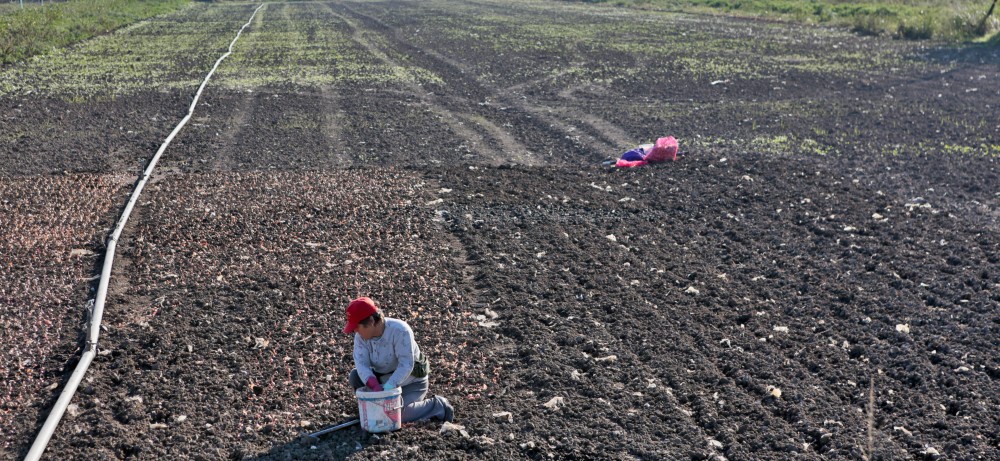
[352,318,421,388]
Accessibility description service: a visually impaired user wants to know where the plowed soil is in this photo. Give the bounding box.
[2,1,998,460]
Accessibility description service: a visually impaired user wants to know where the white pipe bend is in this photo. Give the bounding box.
[25,4,265,459]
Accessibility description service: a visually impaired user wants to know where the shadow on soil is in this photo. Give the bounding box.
[917,41,1000,65]
[247,425,373,461]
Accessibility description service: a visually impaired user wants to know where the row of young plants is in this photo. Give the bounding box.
[0,0,191,65]
[391,0,924,90]
[0,2,450,99]
[0,2,260,98]
[214,2,444,90]
[569,0,999,41]
[1,0,994,74]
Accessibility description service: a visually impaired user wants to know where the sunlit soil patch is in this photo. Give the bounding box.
[32,170,492,458]
[0,173,132,452]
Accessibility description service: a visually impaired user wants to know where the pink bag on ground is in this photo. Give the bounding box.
[615,158,647,168]
[644,136,678,162]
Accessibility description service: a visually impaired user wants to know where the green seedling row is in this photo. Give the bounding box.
[385,0,924,87]
[580,0,1000,41]
[0,3,260,98]
[0,2,449,99]
[0,0,192,65]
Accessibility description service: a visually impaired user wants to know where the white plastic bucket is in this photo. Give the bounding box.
[356,387,403,433]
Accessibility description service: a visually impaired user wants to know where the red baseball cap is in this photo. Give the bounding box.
[343,297,378,334]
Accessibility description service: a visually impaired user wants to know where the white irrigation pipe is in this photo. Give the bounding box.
[25,4,265,460]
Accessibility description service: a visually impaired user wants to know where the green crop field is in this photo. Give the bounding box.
[1,0,997,69]
[0,0,190,65]
[575,0,1000,40]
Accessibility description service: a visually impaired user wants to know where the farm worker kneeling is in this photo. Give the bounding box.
[343,296,455,423]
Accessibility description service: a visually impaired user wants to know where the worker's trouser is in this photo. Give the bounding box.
[349,369,448,423]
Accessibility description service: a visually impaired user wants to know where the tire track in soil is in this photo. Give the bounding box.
[317,84,351,167]
[324,3,538,167]
[514,80,637,151]
[349,0,638,158]
[208,89,254,172]
[101,179,161,333]
[335,2,627,165]
[257,3,345,170]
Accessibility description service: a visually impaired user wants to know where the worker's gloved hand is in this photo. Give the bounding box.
[384,383,396,391]
[366,376,383,392]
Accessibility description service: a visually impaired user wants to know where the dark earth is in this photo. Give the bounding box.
[1,0,998,460]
